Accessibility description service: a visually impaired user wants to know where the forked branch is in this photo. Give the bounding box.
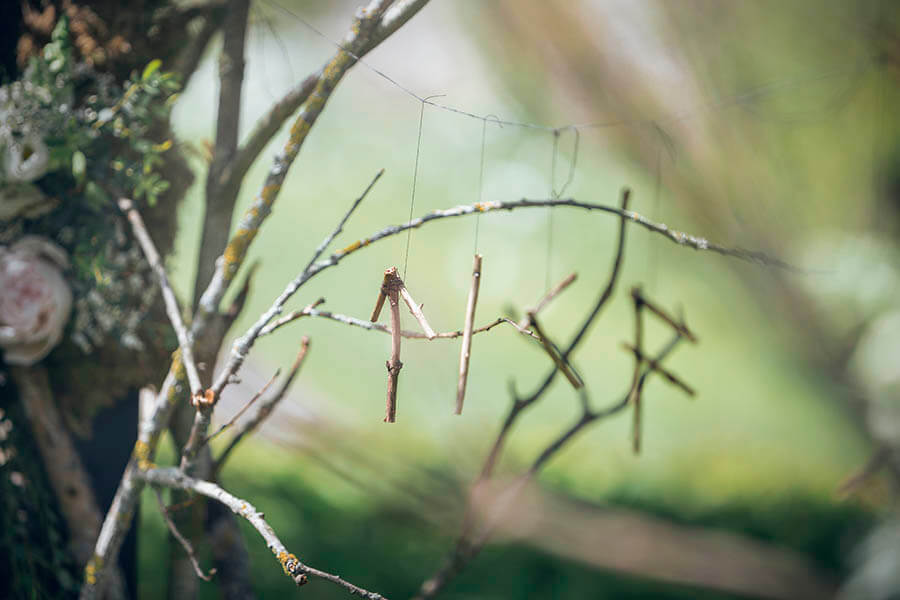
[140,467,388,599]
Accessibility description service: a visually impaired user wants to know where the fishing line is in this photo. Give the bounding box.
[473,115,495,254]
[258,0,872,138]
[555,127,581,198]
[648,143,662,291]
[403,96,443,280]
[647,123,677,291]
[546,129,561,290]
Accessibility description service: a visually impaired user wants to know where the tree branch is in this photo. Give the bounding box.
[118,197,203,400]
[260,304,535,341]
[414,333,687,600]
[140,467,389,599]
[152,487,215,581]
[214,337,310,474]
[79,358,188,600]
[204,368,280,447]
[216,0,431,214]
[193,0,251,306]
[193,0,399,327]
[413,189,635,599]
[172,2,227,88]
[11,365,126,600]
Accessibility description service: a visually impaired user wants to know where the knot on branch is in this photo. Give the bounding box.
[277,552,308,585]
[191,388,216,409]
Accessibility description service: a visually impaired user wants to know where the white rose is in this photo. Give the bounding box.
[4,134,50,183]
[0,236,72,365]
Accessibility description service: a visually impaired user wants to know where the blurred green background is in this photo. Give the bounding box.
[143,1,900,598]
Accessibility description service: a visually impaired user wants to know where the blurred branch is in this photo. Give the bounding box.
[477,189,633,485]
[193,0,251,306]
[415,188,636,598]
[525,313,583,389]
[837,446,892,498]
[10,365,126,600]
[204,368,280,446]
[216,0,431,211]
[80,357,188,600]
[171,2,227,86]
[415,332,688,600]
[152,487,215,581]
[214,337,310,474]
[140,467,388,599]
[476,481,838,600]
[528,272,576,317]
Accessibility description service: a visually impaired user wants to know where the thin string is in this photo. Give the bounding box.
[647,123,677,292]
[546,130,561,290]
[555,127,580,198]
[648,143,662,292]
[260,0,874,137]
[403,99,429,280]
[474,118,488,254]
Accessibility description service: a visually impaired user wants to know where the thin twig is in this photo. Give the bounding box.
[477,188,634,484]
[262,304,536,341]
[212,189,766,452]
[204,368,281,446]
[140,467,388,599]
[529,272,576,318]
[326,195,791,271]
[215,337,310,474]
[118,197,203,400]
[837,446,891,498]
[373,266,437,339]
[398,279,437,339]
[632,287,698,343]
[414,334,687,600]
[629,290,645,454]
[152,487,216,581]
[218,72,318,203]
[414,190,636,600]
[526,313,582,389]
[621,343,696,397]
[305,168,384,275]
[385,273,403,423]
[457,254,483,414]
[194,0,251,305]
[370,269,392,322]
[209,170,384,400]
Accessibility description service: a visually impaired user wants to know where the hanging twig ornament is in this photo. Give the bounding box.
[456,254,483,415]
[371,266,437,422]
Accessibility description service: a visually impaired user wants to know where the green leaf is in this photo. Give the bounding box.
[142,59,162,82]
[72,150,86,180]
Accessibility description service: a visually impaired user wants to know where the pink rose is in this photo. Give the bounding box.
[0,236,72,366]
